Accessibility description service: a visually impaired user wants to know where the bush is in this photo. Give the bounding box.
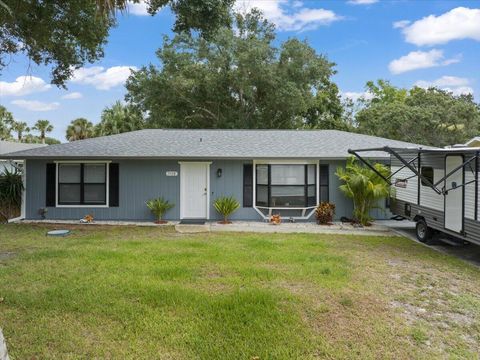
[0,168,24,223]
[146,197,174,223]
[213,196,240,223]
[336,157,390,226]
[315,202,335,225]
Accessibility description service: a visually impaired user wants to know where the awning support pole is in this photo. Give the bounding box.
[347,150,391,184]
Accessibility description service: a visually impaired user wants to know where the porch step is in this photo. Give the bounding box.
[175,224,211,233]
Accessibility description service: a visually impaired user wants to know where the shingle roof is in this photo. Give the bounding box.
[3,129,427,160]
[0,140,47,156]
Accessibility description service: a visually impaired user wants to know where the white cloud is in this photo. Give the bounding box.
[61,92,83,100]
[388,49,460,74]
[71,66,137,90]
[401,7,480,46]
[393,20,410,29]
[444,86,474,96]
[127,1,149,16]
[347,0,378,5]
[0,76,51,97]
[11,100,60,111]
[236,0,342,32]
[414,76,473,96]
[342,91,374,102]
[415,75,470,88]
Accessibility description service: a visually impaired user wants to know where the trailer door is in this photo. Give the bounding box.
[444,155,464,233]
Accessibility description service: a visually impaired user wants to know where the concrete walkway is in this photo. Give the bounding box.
[0,328,9,360]
[18,219,396,236]
[208,221,395,236]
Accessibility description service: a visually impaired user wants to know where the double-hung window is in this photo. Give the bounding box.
[57,163,107,205]
[255,164,317,208]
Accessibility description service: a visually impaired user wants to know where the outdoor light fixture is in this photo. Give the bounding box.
[217,168,223,177]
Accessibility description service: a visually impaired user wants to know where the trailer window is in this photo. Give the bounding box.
[421,167,434,186]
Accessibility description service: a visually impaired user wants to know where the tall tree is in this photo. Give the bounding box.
[0,105,14,140]
[11,121,30,141]
[0,0,234,86]
[66,118,94,142]
[32,119,54,144]
[355,80,480,146]
[95,101,144,136]
[126,10,343,130]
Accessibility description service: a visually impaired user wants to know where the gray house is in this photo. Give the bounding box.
[5,129,422,222]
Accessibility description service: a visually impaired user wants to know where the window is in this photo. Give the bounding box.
[421,166,434,186]
[57,163,107,205]
[319,165,329,202]
[243,164,253,207]
[255,164,316,208]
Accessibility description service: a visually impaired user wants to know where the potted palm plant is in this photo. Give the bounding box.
[146,197,174,224]
[213,196,240,224]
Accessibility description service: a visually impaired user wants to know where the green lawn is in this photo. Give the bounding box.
[0,224,479,359]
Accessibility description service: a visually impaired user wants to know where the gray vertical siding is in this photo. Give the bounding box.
[324,160,353,220]
[26,159,181,221]
[210,160,259,220]
[25,158,390,222]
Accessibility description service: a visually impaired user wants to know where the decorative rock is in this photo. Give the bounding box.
[46,229,71,237]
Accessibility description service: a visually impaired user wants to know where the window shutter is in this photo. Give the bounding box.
[45,163,56,207]
[109,163,119,207]
[243,164,253,207]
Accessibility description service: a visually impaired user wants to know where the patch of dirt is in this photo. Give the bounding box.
[0,251,16,261]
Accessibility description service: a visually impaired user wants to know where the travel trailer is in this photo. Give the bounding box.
[349,146,480,246]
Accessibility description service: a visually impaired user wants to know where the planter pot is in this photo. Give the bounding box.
[217,221,232,224]
[154,220,168,224]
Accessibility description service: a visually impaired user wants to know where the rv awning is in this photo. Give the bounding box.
[348,146,480,195]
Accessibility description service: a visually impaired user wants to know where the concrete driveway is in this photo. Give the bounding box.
[380,219,480,267]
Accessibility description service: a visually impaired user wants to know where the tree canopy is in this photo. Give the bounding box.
[33,120,54,144]
[0,105,14,140]
[66,118,95,141]
[355,80,480,147]
[95,101,145,136]
[0,0,234,86]
[125,10,343,129]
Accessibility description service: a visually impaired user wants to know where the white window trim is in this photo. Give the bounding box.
[179,161,212,219]
[55,161,111,208]
[252,159,320,220]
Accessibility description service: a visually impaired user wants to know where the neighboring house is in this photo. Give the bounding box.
[0,140,47,174]
[4,129,423,222]
[463,137,480,148]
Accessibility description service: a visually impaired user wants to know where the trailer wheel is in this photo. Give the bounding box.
[416,219,433,243]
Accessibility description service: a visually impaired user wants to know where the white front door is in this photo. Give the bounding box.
[444,155,463,233]
[180,162,210,219]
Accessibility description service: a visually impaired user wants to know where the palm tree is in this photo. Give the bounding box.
[33,119,54,144]
[66,118,94,142]
[336,157,391,226]
[95,101,144,136]
[0,106,14,140]
[11,121,30,141]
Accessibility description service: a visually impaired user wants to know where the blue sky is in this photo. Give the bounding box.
[0,0,479,141]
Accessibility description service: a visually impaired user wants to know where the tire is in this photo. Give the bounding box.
[416,219,433,243]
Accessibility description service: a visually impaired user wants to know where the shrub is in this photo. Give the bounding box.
[336,156,390,226]
[0,168,24,223]
[146,197,174,223]
[315,202,335,225]
[213,196,240,223]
